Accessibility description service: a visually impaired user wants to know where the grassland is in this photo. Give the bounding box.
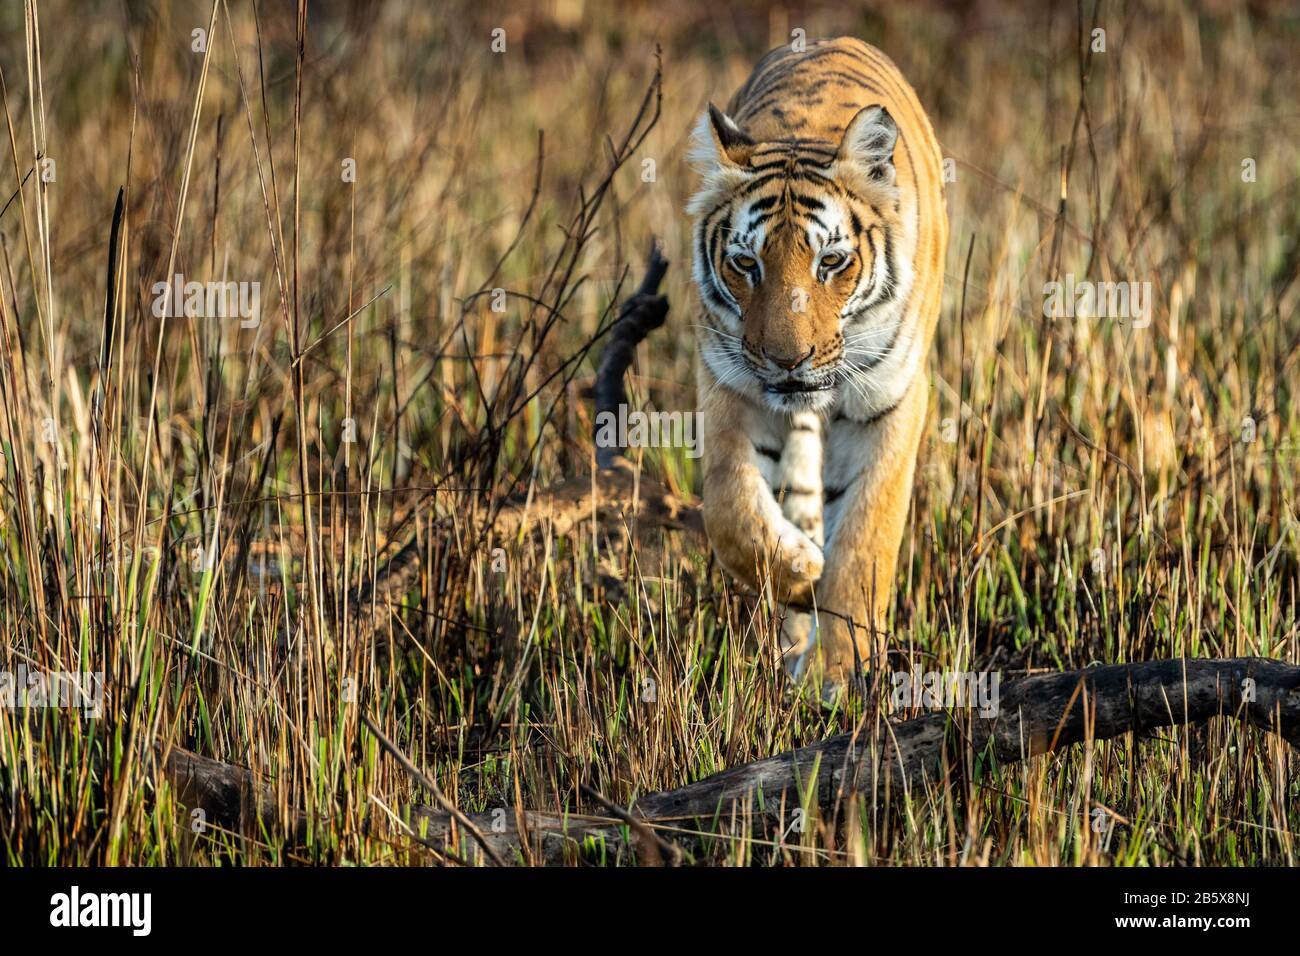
[0,0,1298,866]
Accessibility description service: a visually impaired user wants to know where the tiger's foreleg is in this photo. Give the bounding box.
[773,412,825,672]
[698,364,824,606]
[801,375,928,687]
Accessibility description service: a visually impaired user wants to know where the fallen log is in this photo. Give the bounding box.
[156,742,303,842]
[157,656,1300,864]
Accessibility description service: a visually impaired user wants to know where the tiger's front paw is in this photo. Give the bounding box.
[704,497,823,604]
[771,527,824,604]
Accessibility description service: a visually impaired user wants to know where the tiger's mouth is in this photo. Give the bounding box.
[762,379,837,412]
[735,353,839,408]
[764,378,834,395]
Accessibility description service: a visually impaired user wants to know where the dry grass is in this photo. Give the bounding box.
[0,0,1297,865]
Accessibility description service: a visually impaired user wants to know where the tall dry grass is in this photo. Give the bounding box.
[0,0,1297,865]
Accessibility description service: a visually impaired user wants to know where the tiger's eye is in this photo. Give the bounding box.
[820,252,844,268]
[730,253,758,271]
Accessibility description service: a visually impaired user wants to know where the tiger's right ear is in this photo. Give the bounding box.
[688,103,756,173]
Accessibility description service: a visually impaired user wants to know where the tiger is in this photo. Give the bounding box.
[688,37,947,690]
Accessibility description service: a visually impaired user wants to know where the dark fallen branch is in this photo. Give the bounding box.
[155,657,1300,864]
[153,741,304,842]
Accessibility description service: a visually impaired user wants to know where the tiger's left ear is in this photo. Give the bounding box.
[837,105,897,184]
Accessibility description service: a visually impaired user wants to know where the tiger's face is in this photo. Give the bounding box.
[689,103,904,414]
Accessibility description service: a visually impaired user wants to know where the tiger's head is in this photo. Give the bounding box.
[688,103,904,414]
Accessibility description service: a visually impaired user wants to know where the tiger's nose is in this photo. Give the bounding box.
[764,344,814,371]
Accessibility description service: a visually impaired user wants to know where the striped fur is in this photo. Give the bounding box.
[690,38,947,688]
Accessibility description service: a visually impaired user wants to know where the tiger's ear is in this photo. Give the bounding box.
[837,105,897,184]
[688,103,756,172]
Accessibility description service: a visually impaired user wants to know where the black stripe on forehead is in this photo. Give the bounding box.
[728,152,889,251]
[744,169,835,192]
[733,180,840,241]
[749,140,836,163]
[748,198,825,238]
[741,140,835,178]
[741,188,782,230]
[793,168,837,188]
[752,158,821,173]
